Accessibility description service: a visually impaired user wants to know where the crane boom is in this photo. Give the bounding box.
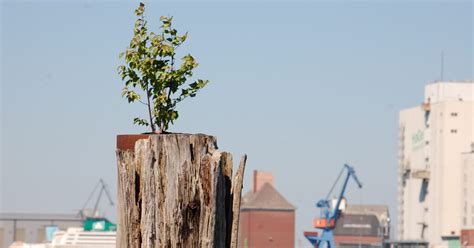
[92,179,114,217]
[79,179,114,219]
[330,164,362,221]
[306,164,363,248]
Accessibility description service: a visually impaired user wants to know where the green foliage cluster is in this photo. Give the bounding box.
[118,3,209,132]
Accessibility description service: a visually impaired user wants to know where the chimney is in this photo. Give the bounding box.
[253,170,274,193]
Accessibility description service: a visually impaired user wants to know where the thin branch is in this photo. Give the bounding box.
[138,99,148,106]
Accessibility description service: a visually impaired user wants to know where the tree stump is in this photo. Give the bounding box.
[116,133,246,248]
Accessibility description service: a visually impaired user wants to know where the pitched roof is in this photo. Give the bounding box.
[240,183,295,211]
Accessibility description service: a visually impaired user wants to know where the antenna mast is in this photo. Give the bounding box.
[440,51,444,81]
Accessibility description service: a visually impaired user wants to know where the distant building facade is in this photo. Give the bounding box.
[461,148,474,247]
[398,81,474,247]
[462,147,474,230]
[238,171,295,248]
[333,204,390,248]
[383,240,428,248]
[0,213,83,248]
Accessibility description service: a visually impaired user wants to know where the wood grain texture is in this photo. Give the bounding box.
[116,134,246,248]
[230,155,247,248]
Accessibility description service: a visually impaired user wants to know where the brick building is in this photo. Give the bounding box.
[461,229,474,247]
[238,171,295,248]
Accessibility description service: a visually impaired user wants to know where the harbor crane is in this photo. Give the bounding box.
[77,179,117,231]
[305,164,363,248]
[78,179,114,220]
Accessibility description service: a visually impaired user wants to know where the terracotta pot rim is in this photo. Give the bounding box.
[116,133,150,150]
[116,132,208,150]
[117,132,201,136]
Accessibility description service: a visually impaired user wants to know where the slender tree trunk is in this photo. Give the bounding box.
[116,133,246,248]
[145,86,155,132]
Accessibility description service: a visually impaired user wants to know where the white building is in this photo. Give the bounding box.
[0,213,83,248]
[398,81,474,248]
[462,146,474,230]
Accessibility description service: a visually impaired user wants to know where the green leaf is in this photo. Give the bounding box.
[133,117,149,126]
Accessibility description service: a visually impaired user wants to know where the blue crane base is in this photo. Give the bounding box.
[304,230,336,248]
[305,164,362,248]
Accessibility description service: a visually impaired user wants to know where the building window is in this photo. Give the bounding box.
[37,227,45,242]
[451,129,457,133]
[451,112,458,117]
[425,140,429,145]
[425,157,429,162]
[15,228,26,242]
[0,228,4,248]
[425,111,431,127]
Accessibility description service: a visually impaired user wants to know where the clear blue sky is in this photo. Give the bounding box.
[1,0,472,245]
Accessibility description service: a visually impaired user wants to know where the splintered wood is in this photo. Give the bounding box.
[116,134,246,248]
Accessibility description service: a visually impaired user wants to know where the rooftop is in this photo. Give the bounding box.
[241,182,295,211]
[344,204,390,225]
[345,204,389,215]
[0,212,82,221]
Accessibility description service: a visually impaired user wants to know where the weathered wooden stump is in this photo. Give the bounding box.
[116,133,246,248]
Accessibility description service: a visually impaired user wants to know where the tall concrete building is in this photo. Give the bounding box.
[462,146,474,229]
[461,147,474,247]
[398,81,474,248]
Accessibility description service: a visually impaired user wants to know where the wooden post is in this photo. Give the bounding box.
[116,133,246,248]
